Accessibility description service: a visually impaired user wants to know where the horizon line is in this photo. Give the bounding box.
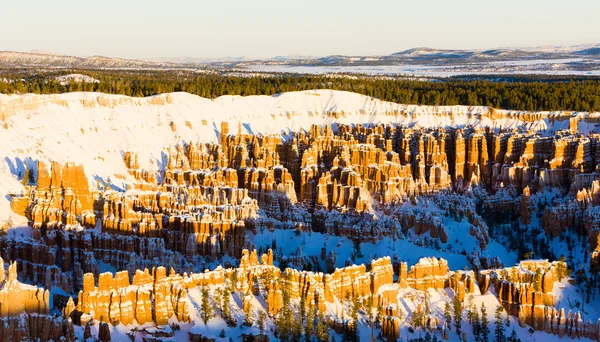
[2,41,599,62]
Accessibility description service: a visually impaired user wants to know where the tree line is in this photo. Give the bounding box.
[1,69,600,112]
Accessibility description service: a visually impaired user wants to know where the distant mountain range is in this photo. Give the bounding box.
[151,44,600,66]
[238,44,600,67]
[234,44,600,77]
[1,44,599,76]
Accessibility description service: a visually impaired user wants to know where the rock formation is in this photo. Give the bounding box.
[477,260,600,340]
[0,256,74,340]
[6,119,600,340]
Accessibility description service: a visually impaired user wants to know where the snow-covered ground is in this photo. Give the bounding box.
[245,60,600,77]
[54,74,100,86]
[251,228,473,271]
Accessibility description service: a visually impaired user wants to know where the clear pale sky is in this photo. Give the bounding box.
[2,0,599,59]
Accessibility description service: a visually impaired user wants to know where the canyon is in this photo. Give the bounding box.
[1,90,600,341]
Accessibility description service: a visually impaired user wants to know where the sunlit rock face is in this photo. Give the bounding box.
[11,161,95,230]
[9,122,600,268]
[11,122,600,258]
[71,252,478,337]
[5,95,600,342]
[478,260,600,340]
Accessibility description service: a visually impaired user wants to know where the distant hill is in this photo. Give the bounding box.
[0,51,184,69]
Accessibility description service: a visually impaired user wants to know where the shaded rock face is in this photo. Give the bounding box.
[0,256,74,341]
[0,257,50,317]
[585,205,600,272]
[188,333,217,342]
[0,234,75,293]
[521,186,532,226]
[547,178,600,272]
[541,201,583,238]
[0,314,75,341]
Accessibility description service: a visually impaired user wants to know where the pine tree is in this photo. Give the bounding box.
[453,297,463,337]
[507,329,520,342]
[481,303,490,342]
[342,322,352,342]
[258,311,266,334]
[291,316,303,342]
[306,301,315,342]
[365,295,374,326]
[230,270,238,293]
[467,296,475,322]
[214,287,223,314]
[375,303,383,329]
[472,304,481,342]
[413,308,423,330]
[494,306,506,342]
[351,295,359,320]
[243,295,254,327]
[300,293,307,321]
[348,294,360,342]
[276,274,293,342]
[316,309,330,342]
[276,311,291,342]
[222,287,235,327]
[201,286,213,323]
[444,302,452,330]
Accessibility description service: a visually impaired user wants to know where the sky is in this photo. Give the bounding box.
[1,0,599,59]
